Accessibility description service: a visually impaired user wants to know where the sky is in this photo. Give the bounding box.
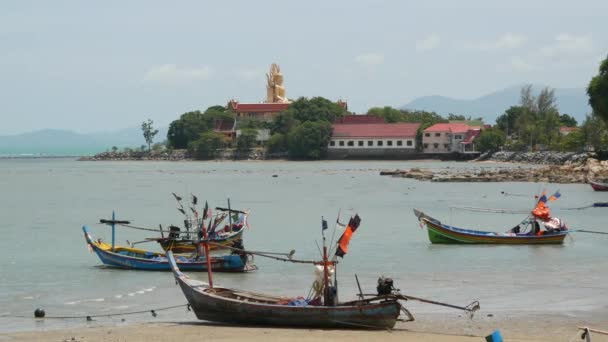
[1,0,607,135]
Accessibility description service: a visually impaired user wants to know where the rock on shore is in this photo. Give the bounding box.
[381,158,608,183]
[476,151,589,165]
[78,148,268,161]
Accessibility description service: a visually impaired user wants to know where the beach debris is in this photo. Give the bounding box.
[485,329,503,342]
[34,308,45,318]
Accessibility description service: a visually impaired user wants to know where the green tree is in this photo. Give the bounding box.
[267,133,287,153]
[236,128,258,153]
[287,121,332,159]
[141,119,159,151]
[587,55,608,125]
[581,114,608,152]
[495,106,524,136]
[188,132,223,160]
[283,97,346,123]
[447,113,467,121]
[368,106,400,122]
[559,114,578,127]
[475,128,506,153]
[271,111,299,135]
[167,111,209,149]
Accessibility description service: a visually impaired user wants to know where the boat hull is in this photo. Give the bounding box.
[416,211,567,245]
[83,227,255,272]
[168,254,401,329]
[590,181,608,191]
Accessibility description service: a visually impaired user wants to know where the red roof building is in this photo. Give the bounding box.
[329,123,420,150]
[227,99,348,120]
[559,126,579,135]
[335,114,384,124]
[213,118,237,142]
[423,123,482,153]
[227,100,290,119]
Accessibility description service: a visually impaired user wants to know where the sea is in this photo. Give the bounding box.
[0,158,607,332]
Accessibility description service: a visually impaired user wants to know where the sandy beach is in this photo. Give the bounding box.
[3,313,608,342]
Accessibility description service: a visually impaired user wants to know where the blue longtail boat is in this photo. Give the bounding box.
[83,226,256,272]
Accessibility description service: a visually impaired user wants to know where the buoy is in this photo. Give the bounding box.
[34,308,45,318]
[272,174,278,178]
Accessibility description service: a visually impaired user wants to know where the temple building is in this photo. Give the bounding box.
[227,63,347,120]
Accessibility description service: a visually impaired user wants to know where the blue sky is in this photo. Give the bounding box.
[1,0,606,134]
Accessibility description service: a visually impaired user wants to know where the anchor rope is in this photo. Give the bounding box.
[0,304,189,320]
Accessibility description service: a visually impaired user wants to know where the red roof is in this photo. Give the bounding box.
[213,118,235,132]
[425,123,476,134]
[559,126,578,132]
[335,115,384,124]
[462,129,481,144]
[332,123,420,139]
[227,100,289,113]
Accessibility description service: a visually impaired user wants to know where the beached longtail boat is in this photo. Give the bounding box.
[169,214,479,329]
[414,209,568,245]
[83,225,256,272]
[590,180,608,192]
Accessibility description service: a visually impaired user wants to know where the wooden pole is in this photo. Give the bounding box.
[111,211,116,252]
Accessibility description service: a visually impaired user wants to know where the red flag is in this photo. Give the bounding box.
[335,214,361,258]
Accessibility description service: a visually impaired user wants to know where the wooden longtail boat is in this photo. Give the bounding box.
[168,213,479,329]
[150,227,244,254]
[414,209,568,245]
[83,226,256,272]
[151,201,250,253]
[168,251,402,329]
[590,180,608,192]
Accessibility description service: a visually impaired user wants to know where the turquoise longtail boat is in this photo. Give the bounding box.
[83,226,257,272]
[413,209,568,245]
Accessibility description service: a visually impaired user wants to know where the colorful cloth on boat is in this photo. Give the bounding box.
[335,214,361,258]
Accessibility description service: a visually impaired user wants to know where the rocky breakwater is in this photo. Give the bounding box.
[380,158,608,183]
[78,149,190,161]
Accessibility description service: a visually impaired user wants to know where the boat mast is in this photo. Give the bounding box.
[200,217,214,288]
[322,216,330,306]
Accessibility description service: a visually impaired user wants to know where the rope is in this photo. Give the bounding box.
[448,206,530,214]
[0,304,189,320]
[501,191,530,197]
[574,229,608,235]
[207,242,322,265]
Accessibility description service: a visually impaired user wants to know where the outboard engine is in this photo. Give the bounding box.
[168,225,181,239]
[377,276,394,296]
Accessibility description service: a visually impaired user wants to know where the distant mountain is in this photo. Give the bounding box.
[402,85,591,125]
[0,126,168,156]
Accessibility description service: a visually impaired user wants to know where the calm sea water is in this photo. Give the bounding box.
[0,158,607,332]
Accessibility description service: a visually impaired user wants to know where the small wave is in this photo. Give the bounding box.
[114,294,123,299]
[65,298,105,305]
[22,296,34,300]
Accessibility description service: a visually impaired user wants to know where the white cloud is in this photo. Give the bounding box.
[466,33,527,51]
[493,33,527,50]
[355,53,384,66]
[236,67,266,81]
[507,56,537,72]
[144,64,212,82]
[415,34,440,52]
[539,34,593,58]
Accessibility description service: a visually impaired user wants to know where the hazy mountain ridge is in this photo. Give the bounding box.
[402,85,591,124]
[0,127,168,156]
